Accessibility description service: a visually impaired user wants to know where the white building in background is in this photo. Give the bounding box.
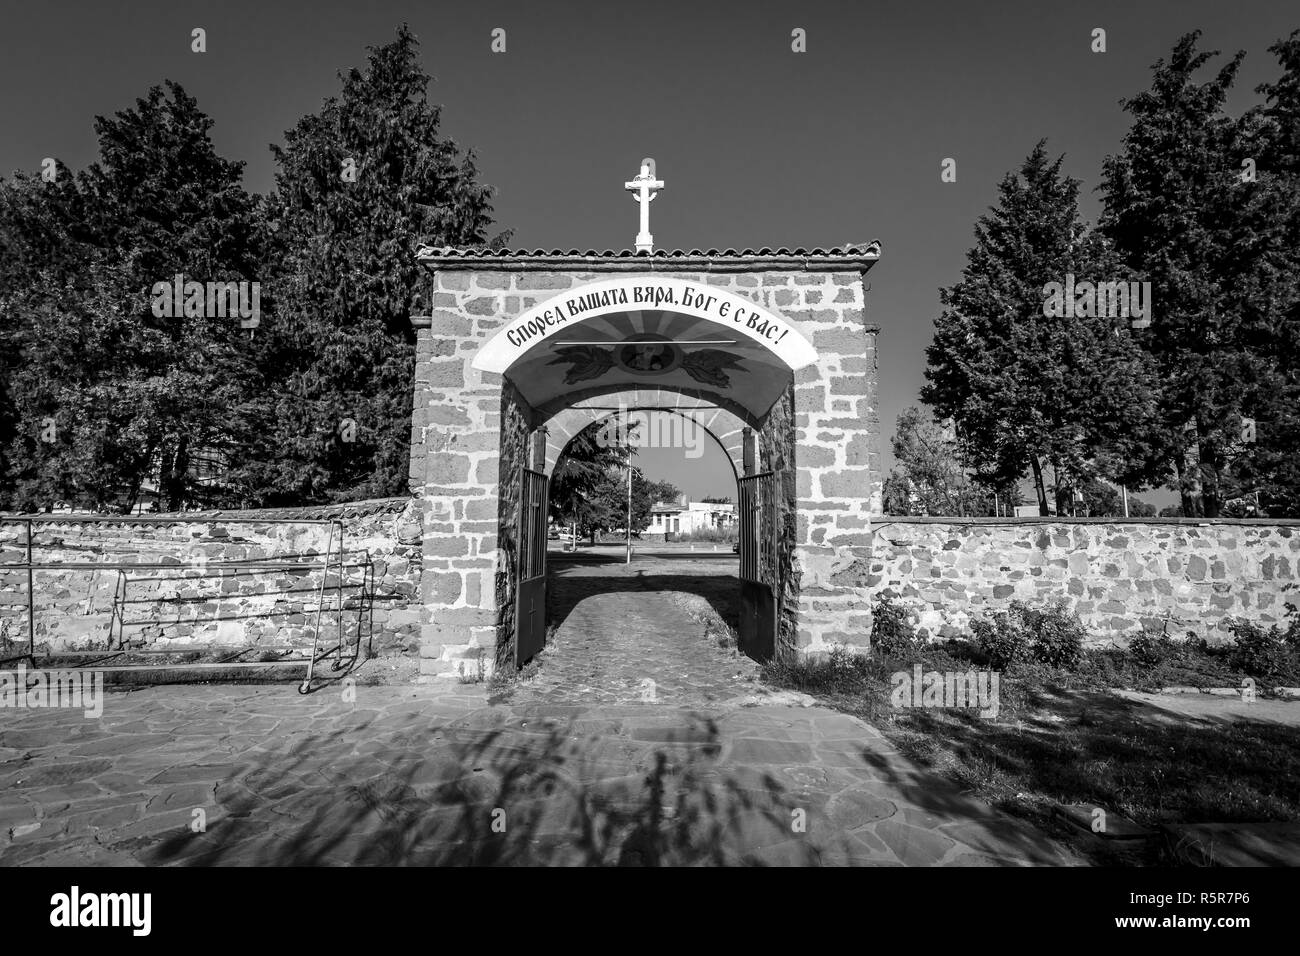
[646,497,736,536]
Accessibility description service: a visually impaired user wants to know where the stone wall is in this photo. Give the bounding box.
[870,517,1300,644]
[786,273,878,654]
[0,498,423,657]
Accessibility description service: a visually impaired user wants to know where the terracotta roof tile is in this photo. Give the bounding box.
[416,242,882,261]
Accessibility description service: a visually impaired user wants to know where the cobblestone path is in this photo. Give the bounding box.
[508,555,761,707]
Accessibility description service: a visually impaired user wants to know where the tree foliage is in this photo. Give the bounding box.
[882,406,1005,516]
[547,419,682,540]
[255,25,504,503]
[1099,31,1300,516]
[0,27,508,512]
[923,142,1159,515]
[0,83,263,511]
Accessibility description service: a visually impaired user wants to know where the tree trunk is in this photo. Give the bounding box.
[1030,456,1049,516]
[1180,427,1205,517]
[1198,421,1222,518]
[162,436,190,512]
[122,480,139,515]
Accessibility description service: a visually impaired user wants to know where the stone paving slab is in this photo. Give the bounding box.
[1115,690,1300,727]
[0,682,1084,866]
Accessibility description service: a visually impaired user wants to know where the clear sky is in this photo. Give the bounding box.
[2,0,1294,504]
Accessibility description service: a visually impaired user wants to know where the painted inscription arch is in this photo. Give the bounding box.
[472,276,817,374]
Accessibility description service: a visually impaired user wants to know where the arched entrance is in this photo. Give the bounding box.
[532,397,769,669]
[492,300,798,670]
[407,246,882,679]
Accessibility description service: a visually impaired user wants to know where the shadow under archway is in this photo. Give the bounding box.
[546,553,741,637]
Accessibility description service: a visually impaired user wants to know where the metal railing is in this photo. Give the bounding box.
[0,515,374,693]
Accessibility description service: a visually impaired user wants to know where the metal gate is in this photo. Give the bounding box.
[737,471,778,661]
[515,466,550,667]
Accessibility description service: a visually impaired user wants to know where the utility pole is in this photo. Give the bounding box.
[626,460,632,564]
[1122,484,1129,518]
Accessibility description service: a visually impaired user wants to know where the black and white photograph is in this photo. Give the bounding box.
[0,0,1296,930]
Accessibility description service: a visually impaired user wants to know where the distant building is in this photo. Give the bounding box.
[1014,504,1056,517]
[646,496,736,537]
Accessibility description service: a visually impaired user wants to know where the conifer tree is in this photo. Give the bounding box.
[924,142,1159,514]
[259,25,506,502]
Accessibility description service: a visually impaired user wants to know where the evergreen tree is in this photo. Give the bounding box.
[924,142,1160,515]
[549,422,633,534]
[1097,31,1285,517]
[1235,30,1300,516]
[260,25,505,503]
[0,83,263,512]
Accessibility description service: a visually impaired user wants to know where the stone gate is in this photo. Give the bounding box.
[407,245,883,678]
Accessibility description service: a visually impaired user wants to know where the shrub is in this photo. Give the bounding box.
[871,597,919,658]
[971,613,1032,670]
[1127,629,1179,667]
[971,600,1087,670]
[1285,603,1300,650]
[1226,619,1297,682]
[1015,599,1087,669]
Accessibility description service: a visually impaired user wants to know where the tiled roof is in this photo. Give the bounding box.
[416,242,882,272]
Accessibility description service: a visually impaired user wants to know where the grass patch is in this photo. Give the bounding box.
[760,598,1300,864]
[456,648,487,684]
[686,603,739,649]
[486,628,553,700]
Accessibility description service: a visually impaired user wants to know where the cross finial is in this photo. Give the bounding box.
[624,157,664,253]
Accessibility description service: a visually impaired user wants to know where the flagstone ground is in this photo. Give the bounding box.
[506,553,759,706]
[0,555,1084,867]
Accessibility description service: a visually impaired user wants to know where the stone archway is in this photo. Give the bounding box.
[539,388,756,480]
[407,248,882,679]
[490,308,798,669]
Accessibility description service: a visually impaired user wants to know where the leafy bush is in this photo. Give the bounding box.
[1226,619,1297,682]
[971,613,1033,669]
[1015,599,1087,669]
[1284,603,1300,650]
[1127,629,1179,667]
[871,597,919,658]
[971,600,1087,670]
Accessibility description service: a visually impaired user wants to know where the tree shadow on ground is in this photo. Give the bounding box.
[853,684,1300,863]
[143,714,823,866]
